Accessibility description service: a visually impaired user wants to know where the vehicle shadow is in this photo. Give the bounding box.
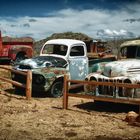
[5,88,139,114]
[74,101,139,113]
[69,87,139,114]
[5,88,50,98]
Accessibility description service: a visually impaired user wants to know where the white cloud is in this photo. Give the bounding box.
[0,3,140,40]
[97,29,135,39]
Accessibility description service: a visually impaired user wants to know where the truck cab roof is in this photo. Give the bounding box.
[44,39,85,47]
[120,40,140,59]
[120,40,140,48]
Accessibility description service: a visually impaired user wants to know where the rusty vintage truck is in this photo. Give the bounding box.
[84,39,140,98]
[12,39,115,97]
[0,31,33,64]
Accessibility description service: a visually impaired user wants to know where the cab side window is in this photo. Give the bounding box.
[70,46,84,56]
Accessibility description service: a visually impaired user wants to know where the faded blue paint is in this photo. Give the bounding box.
[69,56,88,80]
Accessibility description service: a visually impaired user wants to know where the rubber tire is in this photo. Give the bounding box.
[50,81,63,98]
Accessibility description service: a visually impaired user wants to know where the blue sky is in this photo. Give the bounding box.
[0,0,140,40]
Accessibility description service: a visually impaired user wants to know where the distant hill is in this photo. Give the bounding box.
[33,32,93,55]
[2,32,140,56]
[2,36,34,43]
[34,32,140,56]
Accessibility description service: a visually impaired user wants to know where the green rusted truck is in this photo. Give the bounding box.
[12,39,115,97]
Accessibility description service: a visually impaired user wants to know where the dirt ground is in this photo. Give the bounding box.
[0,67,140,140]
[0,81,140,140]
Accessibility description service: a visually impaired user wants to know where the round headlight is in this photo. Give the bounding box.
[35,75,45,85]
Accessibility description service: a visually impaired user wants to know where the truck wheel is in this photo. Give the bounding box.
[50,81,63,98]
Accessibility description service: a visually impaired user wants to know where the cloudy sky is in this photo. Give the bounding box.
[0,0,140,40]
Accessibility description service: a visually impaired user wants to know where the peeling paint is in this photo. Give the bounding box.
[13,39,89,96]
[85,41,140,98]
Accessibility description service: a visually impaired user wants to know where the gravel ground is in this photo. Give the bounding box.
[0,88,140,140]
[0,67,140,140]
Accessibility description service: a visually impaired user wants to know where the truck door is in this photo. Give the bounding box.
[68,45,88,80]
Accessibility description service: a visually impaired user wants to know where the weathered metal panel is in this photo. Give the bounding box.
[85,43,140,98]
[69,57,88,80]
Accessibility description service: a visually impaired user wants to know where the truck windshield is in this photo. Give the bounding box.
[42,44,68,56]
[121,46,138,58]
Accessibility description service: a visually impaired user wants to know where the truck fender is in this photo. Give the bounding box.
[9,45,33,60]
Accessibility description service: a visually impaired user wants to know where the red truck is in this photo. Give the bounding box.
[0,31,33,64]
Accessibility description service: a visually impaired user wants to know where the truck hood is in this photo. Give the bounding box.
[15,55,68,70]
[103,59,140,77]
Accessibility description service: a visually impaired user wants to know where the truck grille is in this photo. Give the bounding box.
[85,74,139,98]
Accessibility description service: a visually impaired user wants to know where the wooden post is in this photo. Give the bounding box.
[63,74,68,109]
[26,70,32,100]
[139,105,140,116]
